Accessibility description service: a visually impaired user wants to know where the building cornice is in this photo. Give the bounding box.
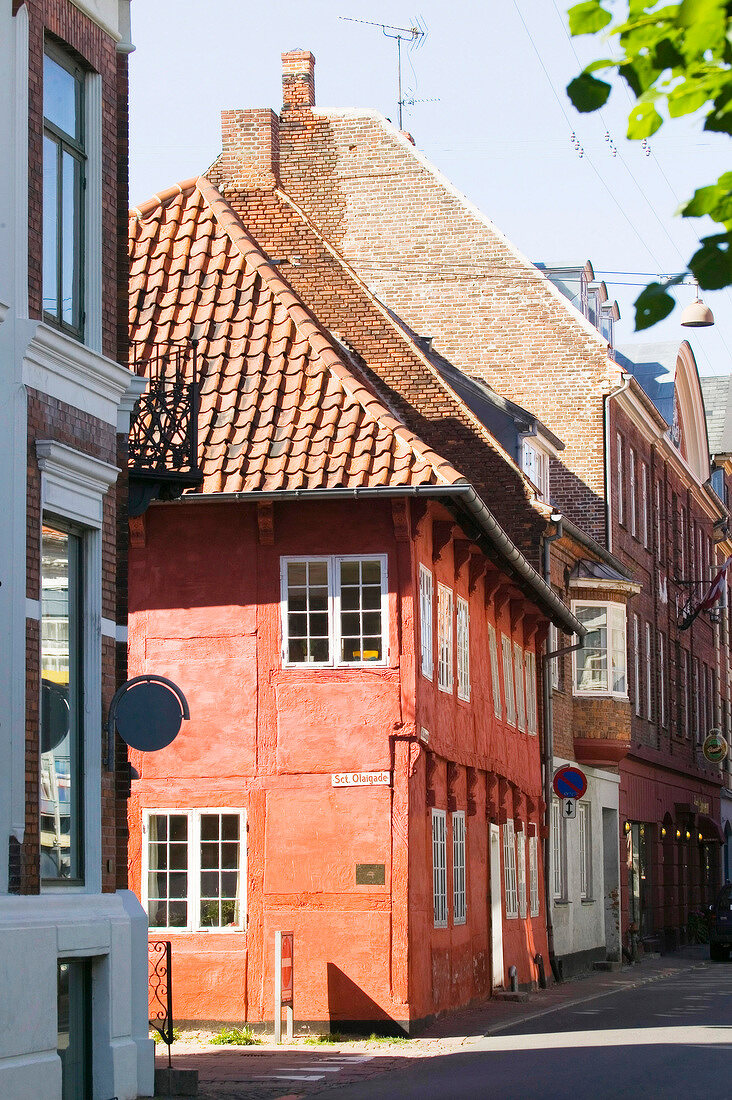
[23,323,135,427]
[568,577,642,596]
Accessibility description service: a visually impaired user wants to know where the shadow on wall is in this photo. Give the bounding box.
[327,963,406,1037]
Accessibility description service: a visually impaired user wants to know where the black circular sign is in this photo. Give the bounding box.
[41,678,69,754]
[114,680,184,752]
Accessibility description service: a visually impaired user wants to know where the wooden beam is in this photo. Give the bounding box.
[453,539,471,580]
[432,520,454,564]
[391,498,410,542]
[468,553,487,594]
[509,597,525,633]
[257,501,274,545]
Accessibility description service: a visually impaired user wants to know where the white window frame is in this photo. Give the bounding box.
[437,584,454,693]
[645,621,653,721]
[456,596,470,702]
[578,802,591,900]
[452,811,466,925]
[521,439,550,502]
[693,657,701,743]
[488,622,502,718]
[659,630,666,727]
[641,462,649,548]
[513,641,526,733]
[142,808,247,933]
[551,799,566,902]
[36,441,118,896]
[517,828,527,919]
[655,480,663,558]
[681,647,689,738]
[548,623,560,690]
[503,819,519,919]
[280,555,388,668]
[629,448,637,537]
[529,834,539,916]
[633,613,641,718]
[616,433,624,526]
[432,809,448,928]
[419,565,433,681]
[525,650,537,735]
[572,601,627,699]
[502,634,516,725]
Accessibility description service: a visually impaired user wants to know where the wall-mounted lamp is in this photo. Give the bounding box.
[676,828,682,839]
[698,832,703,842]
[624,820,631,834]
[685,829,691,840]
[661,826,667,838]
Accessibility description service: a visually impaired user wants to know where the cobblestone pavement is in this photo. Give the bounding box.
[153,948,710,1099]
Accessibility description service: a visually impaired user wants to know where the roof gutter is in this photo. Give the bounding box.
[162,482,584,637]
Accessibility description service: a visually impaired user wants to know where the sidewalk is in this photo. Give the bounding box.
[154,947,711,1099]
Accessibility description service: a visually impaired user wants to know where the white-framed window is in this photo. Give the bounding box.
[679,506,686,577]
[503,820,518,918]
[707,664,716,735]
[548,623,560,690]
[36,440,118,894]
[655,480,663,559]
[432,809,448,928]
[641,462,649,548]
[573,602,627,697]
[630,448,637,537]
[517,829,527,918]
[525,650,538,735]
[143,809,246,932]
[502,634,516,725]
[659,630,666,727]
[452,811,466,924]
[633,613,641,717]
[578,802,591,900]
[693,657,701,743]
[419,565,433,681]
[488,622,502,718]
[437,584,454,693]
[280,555,387,667]
[529,834,539,916]
[551,799,566,901]
[645,621,653,721]
[616,433,624,526]
[456,597,470,701]
[521,440,550,502]
[513,642,526,733]
[681,647,689,738]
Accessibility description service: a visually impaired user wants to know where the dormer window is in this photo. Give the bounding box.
[521,440,550,502]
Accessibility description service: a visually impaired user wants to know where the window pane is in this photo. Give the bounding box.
[575,606,608,692]
[339,560,382,664]
[44,53,79,139]
[221,871,238,898]
[287,562,306,586]
[61,151,81,327]
[200,871,219,897]
[168,902,187,927]
[43,136,58,317]
[308,561,327,586]
[168,872,187,898]
[361,561,381,585]
[200,815,219,841]
[310,637,329,663]
[221,843,239,869]
[220,900,236,926]
[285,561,331,664]
[41,526,82,882]
[221,815,239,842]
[169,816,188,842]
[201,842,218,869]
[340,561,360,585]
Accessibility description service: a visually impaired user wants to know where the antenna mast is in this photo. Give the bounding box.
[341,15,428,129]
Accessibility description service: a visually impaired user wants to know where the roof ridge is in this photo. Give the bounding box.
[192,176,463,487]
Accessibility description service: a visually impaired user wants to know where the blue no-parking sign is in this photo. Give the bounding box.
[553,765,587,799]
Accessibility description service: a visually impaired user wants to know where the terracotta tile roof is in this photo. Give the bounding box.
[129,178,464,494]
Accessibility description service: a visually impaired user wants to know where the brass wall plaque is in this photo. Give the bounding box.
[356,863,385,885]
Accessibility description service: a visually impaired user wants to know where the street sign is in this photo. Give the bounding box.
[553,765,587,800]
[280,932,293,1007]
[274,931,294,1044]
[332,771,391,787]
[562,798,577,819]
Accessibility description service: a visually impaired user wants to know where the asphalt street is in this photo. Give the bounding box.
[312,960,732,1100]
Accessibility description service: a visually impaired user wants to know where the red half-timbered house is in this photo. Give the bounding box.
[126,178,582,1030]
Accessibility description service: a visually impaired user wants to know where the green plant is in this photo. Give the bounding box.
[303,1032,345,1044]
[566,0,732,327]
[367,1032,410,1044]
[210,1026,261,1046]
[151,1028,180,1045]
[687,909,710,943]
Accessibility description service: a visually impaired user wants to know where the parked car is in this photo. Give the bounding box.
[709,884,732,960]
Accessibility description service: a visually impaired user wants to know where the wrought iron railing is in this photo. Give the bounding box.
[148,939,174,1069]
[129,340,201,477]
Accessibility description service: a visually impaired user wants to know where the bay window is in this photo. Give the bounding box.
[573,602,627,697]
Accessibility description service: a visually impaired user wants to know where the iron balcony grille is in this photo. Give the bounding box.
[128,341,201,477]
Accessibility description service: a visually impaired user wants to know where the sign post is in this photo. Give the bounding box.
[274,931,294,1044]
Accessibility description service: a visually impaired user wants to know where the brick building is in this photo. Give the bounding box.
[225,51,727,952]
[0,2,152,1096]
[125,175,584,1029]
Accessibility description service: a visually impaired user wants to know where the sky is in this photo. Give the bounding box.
[128,0,732,378]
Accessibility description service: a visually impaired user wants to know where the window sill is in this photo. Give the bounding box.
[573,691,629,701]
[581,898,596,906]
[553,899,570,907]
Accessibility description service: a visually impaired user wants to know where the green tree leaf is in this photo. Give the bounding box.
[568,1,613,35]
[690,233,732,289]
[627,100,664,138]
[567,72,612,111]
[668,82,710,117]
[634,283,677,330]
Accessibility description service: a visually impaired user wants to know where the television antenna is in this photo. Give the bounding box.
[340,15,428,129]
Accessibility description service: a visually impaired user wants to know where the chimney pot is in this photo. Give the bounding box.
[282,49,315,110]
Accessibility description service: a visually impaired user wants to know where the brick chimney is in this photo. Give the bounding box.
[282,50,315,110]
[219,108,279,189]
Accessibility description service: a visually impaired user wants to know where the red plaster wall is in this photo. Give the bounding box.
[128,495,549,1029]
